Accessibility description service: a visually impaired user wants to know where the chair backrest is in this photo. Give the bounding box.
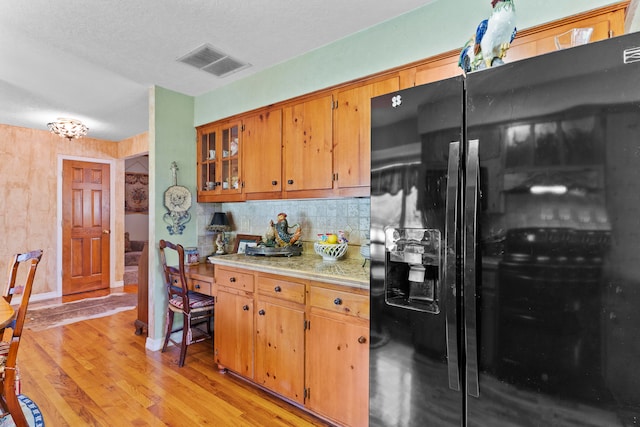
[2,250,43,350]
[3,250,41,305]
[1,250,43,413]
[158,240,190,308]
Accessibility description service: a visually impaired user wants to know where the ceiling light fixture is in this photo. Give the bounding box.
[47,118,89,140]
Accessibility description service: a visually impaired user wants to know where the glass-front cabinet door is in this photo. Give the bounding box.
[197,120,243,202]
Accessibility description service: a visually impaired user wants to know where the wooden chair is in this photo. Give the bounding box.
[0,250,44,427]
[159,240,214,367]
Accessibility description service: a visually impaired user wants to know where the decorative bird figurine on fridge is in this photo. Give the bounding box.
[459,0,517,73]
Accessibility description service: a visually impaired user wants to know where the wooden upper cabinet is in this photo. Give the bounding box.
[412,2,626,87]
[196,3,626,202]
[506,8,623,63]
[333,76,399,193]
[197,120,244,202]
[243,109,282,198]
[283,94,334,194]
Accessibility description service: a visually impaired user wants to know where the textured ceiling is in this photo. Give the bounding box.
[0,0,432,141]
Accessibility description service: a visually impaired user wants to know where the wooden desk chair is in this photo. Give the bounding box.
[0,250,44,427]
[159,240,214,367]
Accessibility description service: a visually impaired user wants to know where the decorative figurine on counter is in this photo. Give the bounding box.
[458,0,517,74]
[263,212,302,247]
[215,233,229,255]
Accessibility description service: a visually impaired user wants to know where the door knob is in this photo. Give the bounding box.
[102,229,110,234]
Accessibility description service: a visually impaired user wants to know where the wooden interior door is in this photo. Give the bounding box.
[62,160,110,295]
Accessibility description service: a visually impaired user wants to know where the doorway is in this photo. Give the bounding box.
[61,159,111,296]
[124,155,149,286]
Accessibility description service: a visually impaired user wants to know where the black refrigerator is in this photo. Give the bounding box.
[370,32,640,426]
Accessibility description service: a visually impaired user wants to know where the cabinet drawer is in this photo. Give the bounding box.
[215,268,254,292]
[310,286,369,319]
[257,276,305,304]
[190,279,213,296]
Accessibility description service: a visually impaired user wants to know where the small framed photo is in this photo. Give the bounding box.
[234,234,262,254]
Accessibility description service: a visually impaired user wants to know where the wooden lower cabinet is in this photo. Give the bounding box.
[255,298,305,403]
[214,288,254,379]
[305,283,370,427]
[305,311,369,427]
[214,266,369,426]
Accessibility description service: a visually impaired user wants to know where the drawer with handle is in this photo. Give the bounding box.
[309,285,369,319]
[215,267,254,292]
[257,276,306,304]
[189,278,213,296]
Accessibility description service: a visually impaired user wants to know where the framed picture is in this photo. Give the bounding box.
[234,234,262,254]
[125,172,149,213]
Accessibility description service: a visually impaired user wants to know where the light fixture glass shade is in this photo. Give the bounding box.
[207,212,230,232]
[47,118,89,140]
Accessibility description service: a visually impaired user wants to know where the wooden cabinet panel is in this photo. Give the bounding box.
[189,278,212,296]
[243,109,283,196]
[334,76,399,191]
[215,266,254,292]
[412,4,625,88]
[283,95,334,193]
[196,120,244,202]
[257,275,306,304]
[414,55,461,87]
[255,299,305,403]
[309,285,369,319]
[214,289,254,379]
[306,311,369,427]
[508,15,614,63]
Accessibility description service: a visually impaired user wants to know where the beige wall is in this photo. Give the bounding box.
[0,124,148,299]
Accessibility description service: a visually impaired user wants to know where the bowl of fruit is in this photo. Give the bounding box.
[314,233,348,261]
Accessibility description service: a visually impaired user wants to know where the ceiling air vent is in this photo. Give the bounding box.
[177,43,251,77]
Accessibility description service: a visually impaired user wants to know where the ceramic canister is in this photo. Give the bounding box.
[185,247,199,265]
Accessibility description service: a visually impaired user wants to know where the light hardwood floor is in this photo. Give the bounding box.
[18,291,331,426]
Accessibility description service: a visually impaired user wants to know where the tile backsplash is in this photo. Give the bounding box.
[197,198,370,257]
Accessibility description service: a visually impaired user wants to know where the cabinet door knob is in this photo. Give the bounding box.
[230,277,236,282]
[258,309,266,316]
[333,298,342,305]
[195,284,201,289]
[358,336,367,344]
[287,179,294,185]
[274,286,281,292]
[242,305,249,311]
[272,180,278,186]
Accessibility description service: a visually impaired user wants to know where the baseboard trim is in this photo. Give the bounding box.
[145,336,164,351]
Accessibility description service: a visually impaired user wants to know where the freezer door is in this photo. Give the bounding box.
[464,32,640,426]
[370,77,464,426]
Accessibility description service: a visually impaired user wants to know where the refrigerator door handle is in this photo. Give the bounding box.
[464,139,480,398]
[444,141,460,392]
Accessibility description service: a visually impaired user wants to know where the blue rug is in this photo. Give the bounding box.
[0,394,44,426]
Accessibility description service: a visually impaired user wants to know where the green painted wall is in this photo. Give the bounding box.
[194,0,617,125]
[151,86,195,342]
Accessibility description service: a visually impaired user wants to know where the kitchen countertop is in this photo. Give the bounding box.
[207,250,370,290]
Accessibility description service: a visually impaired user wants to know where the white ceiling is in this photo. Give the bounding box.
[0,0,433,141]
